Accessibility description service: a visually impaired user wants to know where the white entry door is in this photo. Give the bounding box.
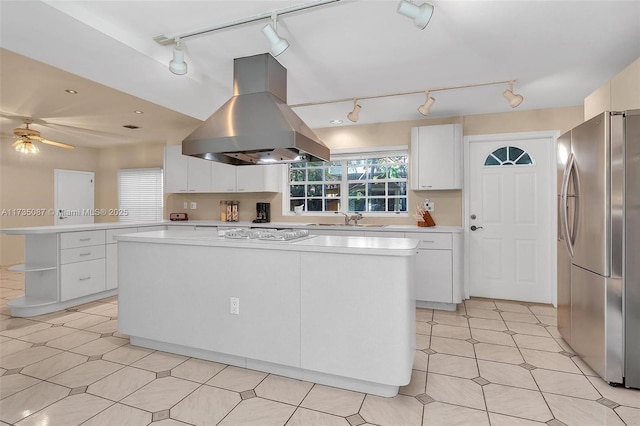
[54,169,95,225]
[466,133,555,303]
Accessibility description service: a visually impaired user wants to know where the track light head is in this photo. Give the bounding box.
[262,14,289,57]
[169,38,187,75]
[503,81,524,108]
[347,100,362,123]
[397,0,434,29]
[418,91,436,116]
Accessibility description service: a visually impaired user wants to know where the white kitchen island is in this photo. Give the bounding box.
[116,229,418,397]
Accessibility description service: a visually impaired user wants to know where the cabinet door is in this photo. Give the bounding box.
[211,161,237,192]
[187,157,212,192]
[61,259,106,301]
[236,165,282,192]
[164,146,188,193]
[414,249,453,303]
[411,124,462,190]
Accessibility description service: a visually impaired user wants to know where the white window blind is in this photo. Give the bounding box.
[118,168,163,222]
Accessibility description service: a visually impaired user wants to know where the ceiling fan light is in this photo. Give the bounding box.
[418,92,436,115]
[15,139,39,154]
[347,100,362,123]
[262,23,289,57]
[503,81,524,108]
[169,39,187,75]
[397,0,434,29]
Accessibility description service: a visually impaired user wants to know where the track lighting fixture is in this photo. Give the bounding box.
[169,38,187,75]
[347,100,362,123]
[418,91,436,116]
[397,0,434,29]
[262,14,289,57]
[503,80,524,108]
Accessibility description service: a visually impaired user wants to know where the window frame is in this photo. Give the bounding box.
[282,146,409,217]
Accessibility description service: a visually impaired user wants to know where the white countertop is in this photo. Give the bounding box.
[1,220,462,235]
[115,229,419,256]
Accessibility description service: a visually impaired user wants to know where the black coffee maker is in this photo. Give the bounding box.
[253,202,270,223]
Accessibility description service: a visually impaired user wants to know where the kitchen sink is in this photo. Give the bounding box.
[308,223,387,228]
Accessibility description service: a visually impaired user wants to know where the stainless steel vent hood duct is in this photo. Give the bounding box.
[182,53,330,165]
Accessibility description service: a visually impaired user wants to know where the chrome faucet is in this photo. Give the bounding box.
[336,212,351,225]
[335,211,364,226]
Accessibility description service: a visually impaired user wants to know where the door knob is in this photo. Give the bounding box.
[470,225,483,231]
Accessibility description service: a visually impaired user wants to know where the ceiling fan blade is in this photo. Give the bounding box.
[40,138,75,149]
[11,139,22,147]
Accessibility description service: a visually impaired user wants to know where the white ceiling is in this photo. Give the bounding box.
[1,0,639,149]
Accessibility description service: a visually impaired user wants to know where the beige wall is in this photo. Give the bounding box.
[1,105,583,266]
[0,142,99,265]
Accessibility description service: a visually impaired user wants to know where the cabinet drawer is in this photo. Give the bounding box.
[60,259,106,301]
[60,245,105,264]
[60,230,105,249]
[106,227,137,244]
[404,232,452,249]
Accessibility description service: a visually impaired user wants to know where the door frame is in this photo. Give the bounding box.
[463,130,559,305]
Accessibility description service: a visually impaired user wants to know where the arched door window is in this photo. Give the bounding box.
[484,146,533,166]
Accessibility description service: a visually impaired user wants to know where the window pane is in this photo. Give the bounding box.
[493,147,508,162]
[388,181,406,195]
[290,200,305,211]
[349,183,366,197]
[289,168,305,182]
[369,165,386,179]
[485,155,500,166]
[307,168,323,181]
[388,164,407,179]
[325,184,340,198]
[307,184,322,196]
[326,167,342,181]
[349,198,366,211]
[347,165,366,180]
[368,183,386,196]
[290,185,305,197]
[307,199,323,211]
[368,198,386,211]
[388,198,406,212]
[324,199,340,212]
[509,146,524,162]
[516,153,533,165]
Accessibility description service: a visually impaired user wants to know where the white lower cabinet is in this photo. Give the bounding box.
[61,259,106,301]
[405,231,462,308]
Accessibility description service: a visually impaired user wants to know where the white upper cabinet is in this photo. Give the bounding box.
[236,165,282,192]
[164,146,212,193]
[410,124,463,190]
[211,161,237,193]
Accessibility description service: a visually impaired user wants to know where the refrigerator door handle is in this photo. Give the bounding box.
[561,153,580,257]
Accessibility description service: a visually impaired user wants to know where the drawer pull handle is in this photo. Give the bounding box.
[79,252,91,256]
[422,240,435,243]
[79,238,91,242]
[79,276,91,281]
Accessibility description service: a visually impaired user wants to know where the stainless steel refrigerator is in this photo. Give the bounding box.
[557,110,639,389]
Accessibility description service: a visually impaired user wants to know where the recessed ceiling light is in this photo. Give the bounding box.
[65,89,78,94]
[329,119,343,125]
[134,110,144,114]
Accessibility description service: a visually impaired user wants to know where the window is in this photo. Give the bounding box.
[287,150,408,214]
[118,168,163,222]
[484,146,533,166]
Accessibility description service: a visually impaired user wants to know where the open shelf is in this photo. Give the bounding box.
[8,264,57,273]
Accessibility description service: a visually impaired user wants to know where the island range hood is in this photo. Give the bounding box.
[182,53,330,165]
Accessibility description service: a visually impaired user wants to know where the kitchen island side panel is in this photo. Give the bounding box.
[117,241,302,367]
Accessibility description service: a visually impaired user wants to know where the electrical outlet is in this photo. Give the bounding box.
[190,202,197,210]
[183,202,188,209]
[230,297,239,315]
[423,199,435,211]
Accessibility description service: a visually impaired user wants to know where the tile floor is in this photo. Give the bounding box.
[1,266,639,426]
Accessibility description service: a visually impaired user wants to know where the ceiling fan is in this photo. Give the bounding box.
[8,119,75,154]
